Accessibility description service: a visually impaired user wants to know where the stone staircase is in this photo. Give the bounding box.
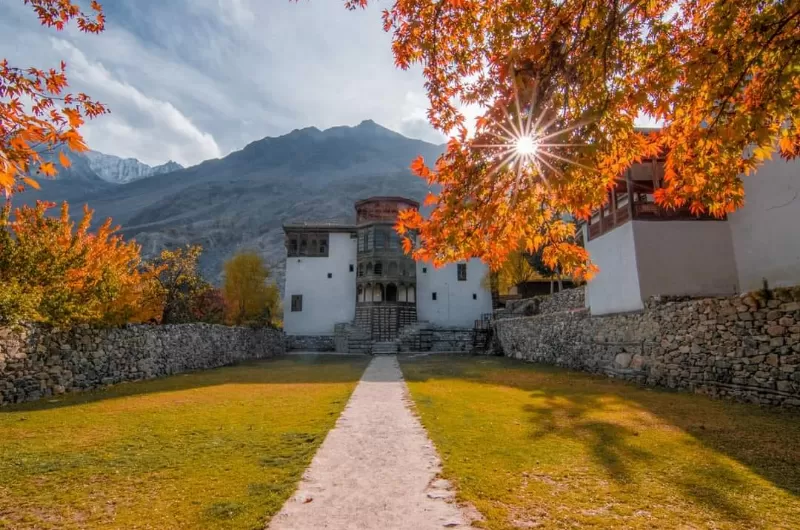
[371,341,399,355]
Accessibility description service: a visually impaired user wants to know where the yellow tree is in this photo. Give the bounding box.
[334,1,799,275]
[223,251,280,326]
[1,0,108,196]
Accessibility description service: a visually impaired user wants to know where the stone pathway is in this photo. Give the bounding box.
[268,355,478,530]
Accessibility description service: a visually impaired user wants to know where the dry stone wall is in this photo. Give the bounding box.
[0,323,285,406]
[285,335,336,352]
[495,288,800,407]
[500,287,586,318]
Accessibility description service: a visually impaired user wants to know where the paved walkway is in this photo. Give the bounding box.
[268,356,477,530]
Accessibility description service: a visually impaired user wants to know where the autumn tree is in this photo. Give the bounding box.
[0,201,147,326]
[338,1,799,275]
[222,251,280,326]
[1,0,108,196]
[481,248,541,295]
[143,245,209,324]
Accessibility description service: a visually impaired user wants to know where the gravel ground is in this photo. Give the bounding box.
[268,355,479,530]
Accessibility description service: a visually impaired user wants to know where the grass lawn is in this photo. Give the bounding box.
[0,354,369,530]
[400,355,800,530]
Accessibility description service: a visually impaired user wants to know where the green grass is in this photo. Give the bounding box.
[399,355,800,530]
[0,354,369,530]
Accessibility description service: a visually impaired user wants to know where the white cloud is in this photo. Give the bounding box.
[50,39,222,166]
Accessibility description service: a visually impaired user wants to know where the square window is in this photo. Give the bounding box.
[422,267,427,273]
[327,273,333,278]
[349,264,354,272]
[291,295,303,312]
[432,292,437,301]
[472,293,477,300]
[457,263,467,281]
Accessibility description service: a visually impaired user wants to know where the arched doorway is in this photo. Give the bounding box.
[386,283,398,302]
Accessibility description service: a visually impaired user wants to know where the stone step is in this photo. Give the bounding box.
[371,341,399,355]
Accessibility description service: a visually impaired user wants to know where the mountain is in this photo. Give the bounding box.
[83,151,183,184]
[18,120,445,290]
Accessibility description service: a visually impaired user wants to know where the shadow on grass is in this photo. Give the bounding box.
[1,354,370,414]
[400,353,800,513]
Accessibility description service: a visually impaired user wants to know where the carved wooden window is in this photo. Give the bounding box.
[457,263,467,281]
[291,295,303,312]
[287,232,330,257]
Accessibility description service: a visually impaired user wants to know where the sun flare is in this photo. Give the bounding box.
[471,78,590,185]
[515,136,538,155]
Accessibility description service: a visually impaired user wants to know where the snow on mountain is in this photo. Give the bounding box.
[83,151,183,184]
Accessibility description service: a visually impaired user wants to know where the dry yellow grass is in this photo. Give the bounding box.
[400,355,800,530]
[0,354,369,529]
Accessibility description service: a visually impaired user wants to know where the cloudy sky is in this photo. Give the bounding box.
[1,0,447,166]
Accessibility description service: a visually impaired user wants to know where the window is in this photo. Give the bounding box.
[457,263,467,281]
[472,293,477,300]
[422,267,427,273]
[432,292,437,301]
[327,273,333,278]
[291,295,303,312]
[375,229,385,249]
[366,230,373,250]
[374,262,383,275]
[389,231,399,249]
[349,264,354,272]
[358,263,364,277]
[287,232,330,257]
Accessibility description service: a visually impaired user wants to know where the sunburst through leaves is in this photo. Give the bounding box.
[471,78,591,188]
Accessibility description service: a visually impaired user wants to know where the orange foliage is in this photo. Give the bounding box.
[0,201,153,325]
[1,0,107,197]
[337,1,799,277]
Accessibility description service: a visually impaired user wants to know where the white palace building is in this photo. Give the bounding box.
[282,197,493,340]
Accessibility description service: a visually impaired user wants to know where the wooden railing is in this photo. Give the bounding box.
[588,200,723,241]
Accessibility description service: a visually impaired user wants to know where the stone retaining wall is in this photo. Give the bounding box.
[495,289,800,407]
[285,335,336,352]
[500,287,585,318]
[0,323,285,406]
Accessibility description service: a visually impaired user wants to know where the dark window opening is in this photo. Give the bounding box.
[457,263,467,281]
[291,295,303,312]
[386,284,398,302]
[349,264,354,272]
[374,262,383,275]
[432,292,437,301]
[327,273,332,278]
[289,238,298,255]
[422,267,427,273]
[472,293,477,300]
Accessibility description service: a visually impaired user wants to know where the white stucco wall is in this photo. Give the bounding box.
[283,232,357,335]
[585,221,644,315]
[416,259,493,327]
[633,220,739,299]
[728,156,800,292]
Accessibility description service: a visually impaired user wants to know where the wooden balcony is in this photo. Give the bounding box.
[586,160,724,241]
